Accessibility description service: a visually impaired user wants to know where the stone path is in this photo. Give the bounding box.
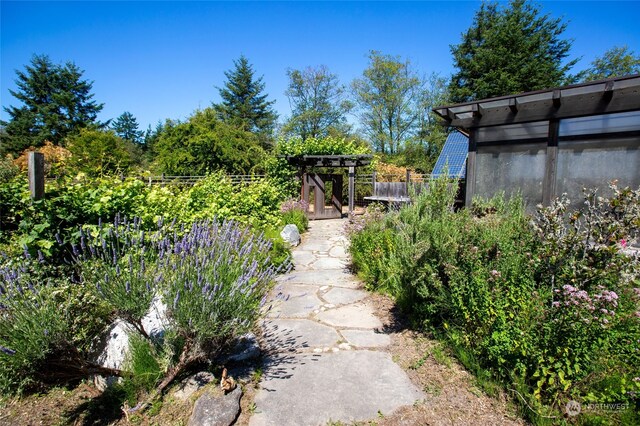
[250,219,424,426]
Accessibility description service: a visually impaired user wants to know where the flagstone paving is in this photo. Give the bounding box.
[250,219,424,426]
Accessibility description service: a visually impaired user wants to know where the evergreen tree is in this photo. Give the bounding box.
[214,56,277,148]
[283,65,353,141]
[111,111,143,143]
[1,54,104,155]
[578,46,640,82]
[449,0,577,103]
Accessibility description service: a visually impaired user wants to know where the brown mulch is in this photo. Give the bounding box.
[364,292,527,426]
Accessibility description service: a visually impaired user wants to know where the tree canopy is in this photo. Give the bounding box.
[67,129,133,176]
[153,108,265,176]
[111,111,143,144]
[214,55,277,147]
[578,46,640,82]
[352,51,422,154]
[283,65,353,141]
[449,0,577,103]
[1,54,104,156]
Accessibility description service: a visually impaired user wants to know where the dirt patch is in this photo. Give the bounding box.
[365,292,526,426]
[0,365,261,426]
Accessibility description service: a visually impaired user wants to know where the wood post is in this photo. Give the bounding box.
[405,169,411,194]
[543,119,560,206]
[348,166,355,214]
[465,129,477,208]
[28,152,45,200]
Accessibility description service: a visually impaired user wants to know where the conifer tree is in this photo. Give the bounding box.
[1,54,104,155]
[112,111,143,143]
[449,0,577,103]
[214,56,277,148]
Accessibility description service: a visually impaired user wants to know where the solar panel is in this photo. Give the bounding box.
[431,131,468,178]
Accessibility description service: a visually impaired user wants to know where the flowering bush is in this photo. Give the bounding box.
[348,178,640,422]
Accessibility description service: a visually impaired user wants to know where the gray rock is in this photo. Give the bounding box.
[189,386,242,426]
[280,224,301,247]
[174,372,216,401]
[250,351,423,426]
[227,333,261,363]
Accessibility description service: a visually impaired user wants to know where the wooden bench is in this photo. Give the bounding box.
[363,182,418,205]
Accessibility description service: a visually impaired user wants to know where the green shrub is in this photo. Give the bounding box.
[280,199,309,233]
[0,262,68,394]
[347,177,640,422]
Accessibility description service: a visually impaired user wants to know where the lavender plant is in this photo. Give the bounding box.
[155,219,290,391]
[72,215,157,338]
[0,259,120,394]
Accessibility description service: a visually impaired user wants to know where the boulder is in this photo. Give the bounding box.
[280,224,301,247]
[173,371,216,401]
[226,333,260,363]
[90,295,169,390]
[188,386,242,426]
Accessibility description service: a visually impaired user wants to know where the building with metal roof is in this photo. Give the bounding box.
[434,74,640,209]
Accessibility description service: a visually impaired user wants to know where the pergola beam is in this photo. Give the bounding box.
[433,75,640,129]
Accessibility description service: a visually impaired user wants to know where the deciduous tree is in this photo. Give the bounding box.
[351,51,421,154]
[153,108,265,176]
[283,65,353,140]
[578,46,640,82]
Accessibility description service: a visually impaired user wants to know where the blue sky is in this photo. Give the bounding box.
[2,1,639,132]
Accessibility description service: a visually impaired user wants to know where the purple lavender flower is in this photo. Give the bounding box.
[0,346,16,356]
[173,291,180,309]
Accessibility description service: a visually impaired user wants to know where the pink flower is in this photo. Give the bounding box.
[620,239,628,248]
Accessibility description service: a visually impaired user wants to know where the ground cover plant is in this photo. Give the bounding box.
[348,177,640,424]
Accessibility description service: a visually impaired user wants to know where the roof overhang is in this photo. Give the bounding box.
[434,74,640,130]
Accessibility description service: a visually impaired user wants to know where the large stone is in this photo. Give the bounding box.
[90,296,169,390]
[322,287,367,305]
[265,284,322,318]
[189,386,242,426]
[280,224,301,247]
[341,329,391,348]
[250,351,424,426]
[315,303,382,329]
[279,270,361,289]
[263,319,341,351]
[226,333,260,363]
[90,320,135,390]
[141,295,168,340]
[173,372,215,401]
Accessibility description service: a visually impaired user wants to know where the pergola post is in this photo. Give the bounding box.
[348,166,355,214]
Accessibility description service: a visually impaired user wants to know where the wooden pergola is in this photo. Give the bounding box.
[283,154,372,218]
[433,74,640,208]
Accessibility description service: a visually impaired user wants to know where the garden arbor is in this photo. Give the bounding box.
[284,154,372,219]
[434,74,640,210]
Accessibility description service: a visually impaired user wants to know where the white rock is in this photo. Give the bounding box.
[280,224,301,247]
[91,295,169,390]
